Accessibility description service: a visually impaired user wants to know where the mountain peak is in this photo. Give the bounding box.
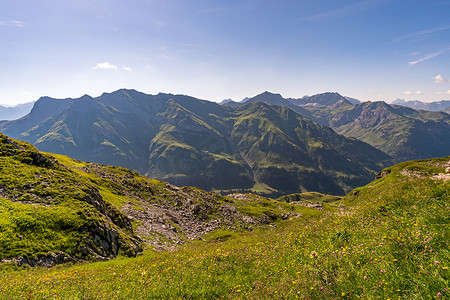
[245,91,287,105]
[291,92,353,107]
[79,94,93,100]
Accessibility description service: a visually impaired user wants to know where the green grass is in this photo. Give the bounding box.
[2,157,448,299]
[1,132,310,269]
[1,130,448,298]
[278,191,342,203]
[0,197,89,260]
[0,134,144,262]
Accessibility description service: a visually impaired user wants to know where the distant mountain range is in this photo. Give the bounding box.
[0,102,35,121]
[0,89,391,197]
[392,99,450,112]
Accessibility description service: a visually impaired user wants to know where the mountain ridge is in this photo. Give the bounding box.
[0,89,391,196]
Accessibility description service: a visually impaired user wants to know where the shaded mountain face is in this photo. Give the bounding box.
[0,89,390,197]
[0,97,75,137]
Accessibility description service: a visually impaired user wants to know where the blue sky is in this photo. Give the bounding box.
[1,0,450,105]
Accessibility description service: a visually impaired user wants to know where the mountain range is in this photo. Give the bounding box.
[1,89,449,196]
[0,92,448,298]
[223,91,450,162]
[392,99,450,112]
[0,89,391,197]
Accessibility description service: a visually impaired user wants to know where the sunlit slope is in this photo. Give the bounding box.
[0,132,302,266]
[2,156,448,299]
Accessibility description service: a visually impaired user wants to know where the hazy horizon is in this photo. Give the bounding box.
[2,89,450,108]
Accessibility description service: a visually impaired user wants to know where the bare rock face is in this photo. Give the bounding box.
[121,190,256,251]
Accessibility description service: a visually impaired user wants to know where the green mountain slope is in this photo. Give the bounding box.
[257,92,450,162]
[0,89,391,196]
[329,102,450,161]
[2,155,448,299]
[0,132,301,266]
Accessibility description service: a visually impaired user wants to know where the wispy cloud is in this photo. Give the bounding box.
[154,20,164,29]
[0,20,26,27]
[435,90,450,95]
[298,0,380,22]
[92,62,118,70]
[404,90,423,95]
[394,25,450,43]
[433,74,450,83]
[158,54,170,60]
[122,65,132,72]
[408,51,444,65]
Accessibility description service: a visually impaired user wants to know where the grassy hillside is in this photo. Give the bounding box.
[2,156,448,299]
[0,132,143,263]
[0,131,303,266]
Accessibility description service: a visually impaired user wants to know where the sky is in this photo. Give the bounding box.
[1,0,450,106]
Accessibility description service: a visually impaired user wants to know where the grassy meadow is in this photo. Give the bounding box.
[1,157,448,299]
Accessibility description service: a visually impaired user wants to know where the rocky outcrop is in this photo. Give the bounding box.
[81,188,143,258]
[1,251,74,268]
[376,169,391,180]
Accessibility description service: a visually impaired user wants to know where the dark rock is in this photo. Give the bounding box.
[23,183,34,190]
[30,152,54,167]
[376,169,391,180]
